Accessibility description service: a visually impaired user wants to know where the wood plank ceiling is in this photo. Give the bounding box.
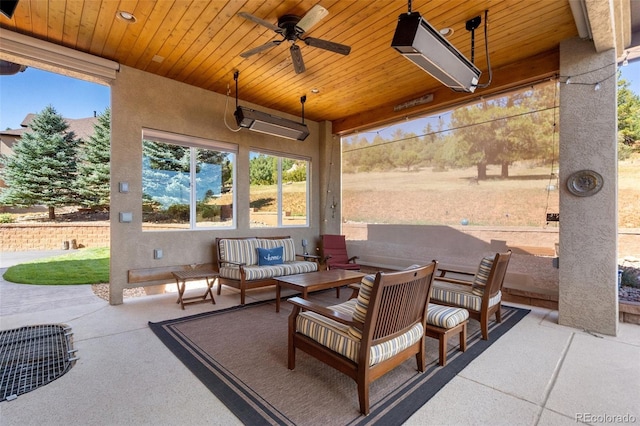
[0,0,579,135]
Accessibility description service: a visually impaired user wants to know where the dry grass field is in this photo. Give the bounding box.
[343,160,640,229]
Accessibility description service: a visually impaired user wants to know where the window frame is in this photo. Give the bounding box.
[249,149,310,228]
[141,128,237,231]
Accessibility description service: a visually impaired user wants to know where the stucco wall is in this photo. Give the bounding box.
[340,223,559,292]
[558,38,619,335]
[109,65,327,304]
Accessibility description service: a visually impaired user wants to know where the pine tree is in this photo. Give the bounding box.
[0,105,79,219]
[76,108,111,208]
[618,77,640,146]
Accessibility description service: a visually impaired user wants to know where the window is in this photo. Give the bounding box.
[249,151,309,228]
[142,129,236,230]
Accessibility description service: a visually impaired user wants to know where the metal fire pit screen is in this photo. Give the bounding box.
[0,324,77,401]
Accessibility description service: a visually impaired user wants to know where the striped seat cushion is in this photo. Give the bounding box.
[471,256,495,296]
[349,274,376,339]
[296,299,425,366]
[427,304,469,329]
[431,281,501,312]
[219,261,317,280]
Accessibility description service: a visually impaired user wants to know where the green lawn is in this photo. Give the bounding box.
[3,247,109,285]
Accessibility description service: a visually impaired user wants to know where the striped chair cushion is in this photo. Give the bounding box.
[349,274,376,339]
[219,261,317,281]
[219,238,260,266]
[257,238,296,262]
[427,304,469,329]
[471,256,494,296]
[296,299,425,366]
[431,281,502,312]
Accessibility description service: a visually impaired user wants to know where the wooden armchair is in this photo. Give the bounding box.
[287,261,437,415]
[320,234,361,270]
[430,251,512,340]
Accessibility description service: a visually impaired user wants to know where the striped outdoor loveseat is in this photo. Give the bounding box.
[214,236,320,305]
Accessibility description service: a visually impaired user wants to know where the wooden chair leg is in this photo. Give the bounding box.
[288,307,299,370]
[459,322,467,352]
[439,333,448,366]
[416,343,426,371]
[357,380,370,415]
[481,318,489,340]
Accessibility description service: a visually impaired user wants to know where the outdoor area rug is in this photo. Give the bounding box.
[149,292,529,425]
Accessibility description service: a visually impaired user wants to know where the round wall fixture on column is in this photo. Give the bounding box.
[566,170,603,197]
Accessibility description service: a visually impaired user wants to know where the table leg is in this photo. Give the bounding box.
[176,279,186,310]
[276,283,282,313]
[205,277,216,305]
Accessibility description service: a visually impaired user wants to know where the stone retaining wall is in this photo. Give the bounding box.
[1,223,110,251]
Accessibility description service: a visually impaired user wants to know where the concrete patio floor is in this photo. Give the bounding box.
[0,251,638,425]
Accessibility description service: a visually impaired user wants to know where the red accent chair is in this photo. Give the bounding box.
[321,234,360,270]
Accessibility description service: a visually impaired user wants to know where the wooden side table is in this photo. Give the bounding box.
[171,269,218,309]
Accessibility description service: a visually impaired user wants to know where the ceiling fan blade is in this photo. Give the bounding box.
[296,4,329,33]
[290,44,306,74]
[240,40,281,58]
[238,11,279,32]
[303,37,351,55]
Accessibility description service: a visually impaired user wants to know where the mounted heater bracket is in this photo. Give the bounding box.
[233,71,310,141]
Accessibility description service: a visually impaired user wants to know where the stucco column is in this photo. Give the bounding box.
[318,121,342,236]
[558,38,618,335]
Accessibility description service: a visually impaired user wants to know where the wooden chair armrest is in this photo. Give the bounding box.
[437,266,474,276]
[436,267,475,286]
[347,283,360,299]
[287,297,355,326]
[434,277,474,286]
[220,260,246,267]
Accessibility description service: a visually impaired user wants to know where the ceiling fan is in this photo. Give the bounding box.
[238,4,351,74]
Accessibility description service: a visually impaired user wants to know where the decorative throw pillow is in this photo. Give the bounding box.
[257,246,284,266]
[471,255,494,296]
[348,274,376,339]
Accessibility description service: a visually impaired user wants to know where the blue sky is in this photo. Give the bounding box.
[0,68,110,130]
[1,61,638,131]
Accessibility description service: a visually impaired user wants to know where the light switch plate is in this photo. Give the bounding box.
[119,182,129,193]
[119,212,133,223]
[154,249,163,259]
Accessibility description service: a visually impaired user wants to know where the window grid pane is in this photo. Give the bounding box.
[142,133,235,231]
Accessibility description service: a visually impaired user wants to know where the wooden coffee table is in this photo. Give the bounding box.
[275,269,366,312]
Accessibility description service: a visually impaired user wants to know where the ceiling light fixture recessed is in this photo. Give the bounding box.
[311,88,320,94]
[439,27,454,37]
[116,11,137,23]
